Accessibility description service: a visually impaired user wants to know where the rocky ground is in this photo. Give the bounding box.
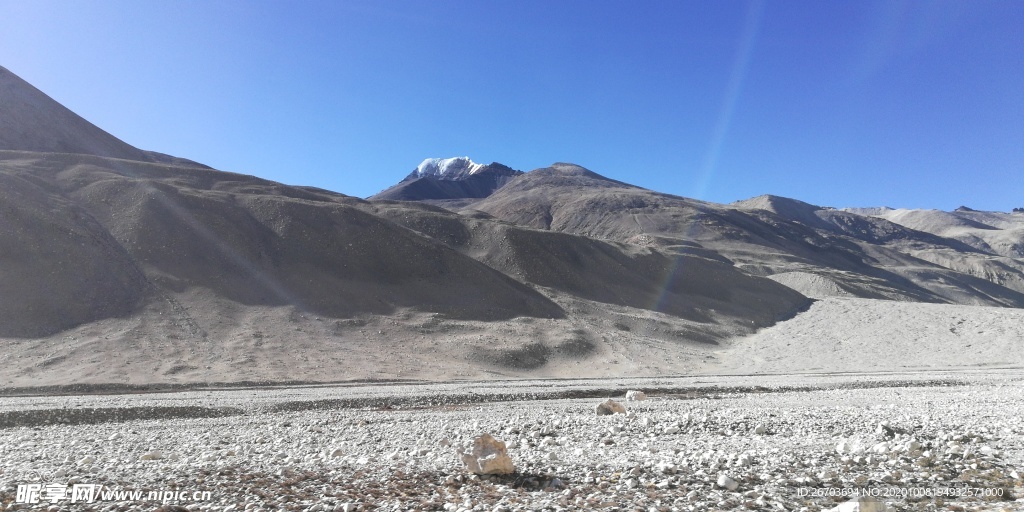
[0,373,1022,512]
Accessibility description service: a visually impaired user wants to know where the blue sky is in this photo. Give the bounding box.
[1,0,1021,210]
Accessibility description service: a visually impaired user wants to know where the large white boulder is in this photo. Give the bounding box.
[595,399,627,416]
[826,497,890,512]
[716,474,739,491]
[458,433,515,475]
[625,390,647,401]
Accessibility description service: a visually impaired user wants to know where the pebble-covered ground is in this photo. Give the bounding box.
[1,373,1022,511]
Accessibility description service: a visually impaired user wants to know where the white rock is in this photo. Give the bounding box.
[876,422,895,437]
[870,442,890,454]
[328,448,344,457]
[625,390,647,401]
[716,474,739,491]
[826,497,890,512]
[458,433,515,475]
[595,399,626,416]
[753,424,766,435]
[904,440,922,455]
[835,440,852,454]
[140,450,163,461]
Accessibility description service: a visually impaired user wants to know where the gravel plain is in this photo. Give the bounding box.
[1,371,1023,512]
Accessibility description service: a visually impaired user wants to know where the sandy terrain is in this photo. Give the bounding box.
[718,298,1024,375]
[5,291,1023,390]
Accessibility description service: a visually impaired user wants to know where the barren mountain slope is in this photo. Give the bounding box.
[0,150,811,386]
[0,162,147,337]
[1,151,621,385]
[738,196,1024,306]
[366,200,809,335]
[844,207,1024,258]
[0,65,811,386]
[0,66,157,161]
[719,297,1024,374]
[467,165,1024,307]
[2,151,566,322]
[842,207,1024,295]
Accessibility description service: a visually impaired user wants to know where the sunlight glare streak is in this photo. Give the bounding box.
[142,184,306,310]
[653,1,764,314]
[692,0,764,201]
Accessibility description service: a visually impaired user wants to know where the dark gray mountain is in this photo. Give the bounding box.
[369,157,522,201]
[0,65,153,162]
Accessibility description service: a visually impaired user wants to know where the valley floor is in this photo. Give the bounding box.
[1,371,1023,511]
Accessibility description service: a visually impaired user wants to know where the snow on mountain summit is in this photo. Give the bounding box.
[412,157,484,180]
[372,159,523,201]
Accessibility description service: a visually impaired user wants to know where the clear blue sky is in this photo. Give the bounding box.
[2,0,1021,210]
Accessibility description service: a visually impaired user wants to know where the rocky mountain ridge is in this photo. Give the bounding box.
[370,158,523,203]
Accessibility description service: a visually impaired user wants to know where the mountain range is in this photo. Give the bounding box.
[1,64,1022,387]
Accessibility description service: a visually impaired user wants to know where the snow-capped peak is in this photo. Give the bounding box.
[413,157,484,180]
